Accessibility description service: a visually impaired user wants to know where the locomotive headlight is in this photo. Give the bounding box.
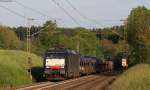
[61,64,65,68]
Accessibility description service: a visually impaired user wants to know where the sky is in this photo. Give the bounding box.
[0,0,150,28]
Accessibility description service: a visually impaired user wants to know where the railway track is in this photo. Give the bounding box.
[15,82,55,90]
[15,74,116,90]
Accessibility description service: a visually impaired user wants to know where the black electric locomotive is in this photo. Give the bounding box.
[43,48,80,80]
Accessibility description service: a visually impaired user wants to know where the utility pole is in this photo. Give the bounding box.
[77,34,80,52]
[26,18,34,80]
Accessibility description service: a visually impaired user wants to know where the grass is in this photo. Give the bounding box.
[109,64,150,90]
[0,50,42,89]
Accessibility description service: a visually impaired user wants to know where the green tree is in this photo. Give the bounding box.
[72,27,98,56]
[0,25,21,49]
[127,6,150,64]
[39,20,57,49]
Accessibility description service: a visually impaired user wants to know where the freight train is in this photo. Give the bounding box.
[43,48,113,80]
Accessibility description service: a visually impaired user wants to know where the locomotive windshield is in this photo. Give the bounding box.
[45,52,65,59]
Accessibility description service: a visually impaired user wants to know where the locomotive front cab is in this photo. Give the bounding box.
[44,51,66,80]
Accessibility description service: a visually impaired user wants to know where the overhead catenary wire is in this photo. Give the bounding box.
[13,0,61,21]
[12,0,69,28]
[65,0,122,28]
[14,0,46,17]
[0,5,26,19]
[0,1,65,37]
[0,5,45,22]
[64,0,92,28]
[50,0,82,27]
[65,0,104,27]
[0,0,61,22]
[0,0,66,28]
[0,4,44,45]
[65,0,89,22]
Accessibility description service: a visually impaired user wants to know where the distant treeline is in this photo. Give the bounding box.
[0,21,124,58]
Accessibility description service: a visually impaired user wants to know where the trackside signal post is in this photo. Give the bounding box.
[121,20,128,71]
